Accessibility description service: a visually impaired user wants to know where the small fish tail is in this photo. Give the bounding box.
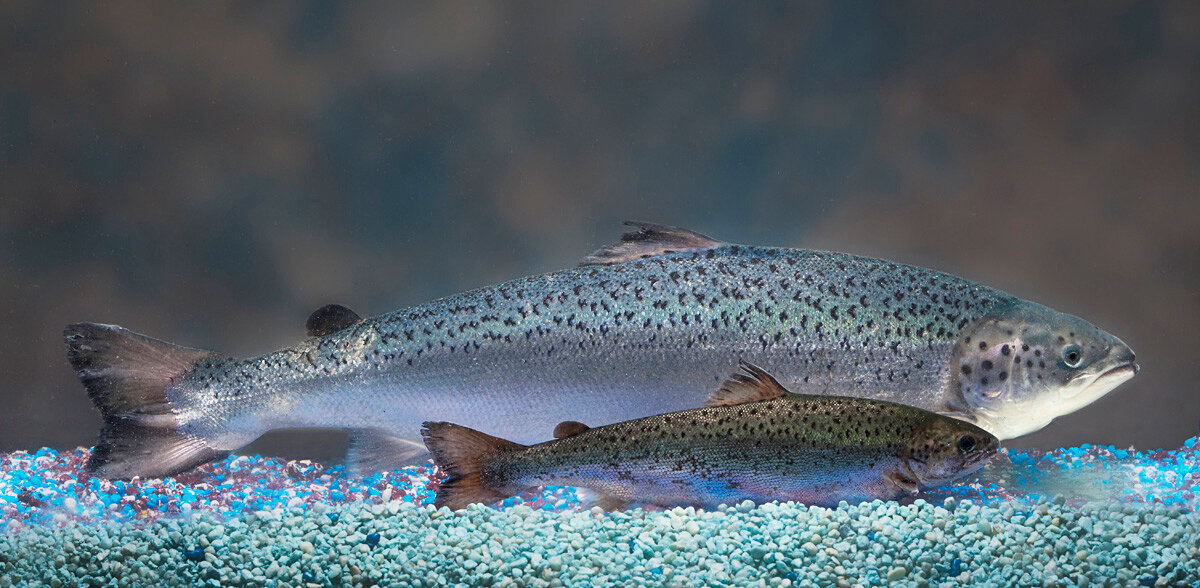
[64,322,229,479]
[421,421,524,510]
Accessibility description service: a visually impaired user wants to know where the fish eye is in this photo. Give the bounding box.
[956,434,977,453]
[1061,344,1083,368]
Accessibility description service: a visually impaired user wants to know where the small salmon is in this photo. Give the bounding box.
[422,362,1000,510]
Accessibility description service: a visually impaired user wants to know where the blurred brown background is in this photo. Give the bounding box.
[2,1,1197,461]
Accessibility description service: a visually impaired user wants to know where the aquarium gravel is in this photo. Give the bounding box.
[2,438,1198,587]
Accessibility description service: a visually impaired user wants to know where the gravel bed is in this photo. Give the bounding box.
[1,437,1197,587]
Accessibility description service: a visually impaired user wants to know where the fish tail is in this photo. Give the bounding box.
[421,421,524,510]
[64,322,230,479]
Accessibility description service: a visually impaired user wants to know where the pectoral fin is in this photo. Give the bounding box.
[345,429,428,477]
[705,360,790,407]
[576,488,631,512]
[580,221,723,266]
[887,471,920,495]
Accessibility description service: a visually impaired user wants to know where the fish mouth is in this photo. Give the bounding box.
[1092,362,1139,387]
[1069,360,1138,388]
[971,444,1002,468]
[1064,361,1137,405]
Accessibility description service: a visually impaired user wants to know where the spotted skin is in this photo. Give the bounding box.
[171,244,1016,450]
[464,393,999,509]
[72,227,1136,478]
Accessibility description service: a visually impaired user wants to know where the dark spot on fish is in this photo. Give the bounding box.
[1001,344,1011,356]
[982,360,993,370]
[999,371,1008,381]
[961,365,972,375]
[979,341,987,350]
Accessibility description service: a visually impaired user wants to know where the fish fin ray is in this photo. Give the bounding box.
[552,420,590,439]
[577,488,631,512]
[580,221,723,266]
[421,421,524,510]
[64,322,230,479]
[345,429,428,477]
[705,360,790,407]
[886,471,920,495]
[436,474,511,510]
[306,304,362,337]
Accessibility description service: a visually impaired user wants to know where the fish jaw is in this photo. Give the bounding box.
[1060,355,1138,411]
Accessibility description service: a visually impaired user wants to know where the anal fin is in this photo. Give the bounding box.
[345,429,428,477]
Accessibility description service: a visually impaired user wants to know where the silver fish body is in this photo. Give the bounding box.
[65,223,1136,478]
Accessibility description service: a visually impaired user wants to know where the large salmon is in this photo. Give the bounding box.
[64,222,1136,479]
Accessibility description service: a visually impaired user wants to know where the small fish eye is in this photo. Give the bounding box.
[957,434,976,453]
[1061,344,1083,368]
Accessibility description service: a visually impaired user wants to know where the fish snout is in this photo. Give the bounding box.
[1107,340,1138,375]
[1120,347,1138,374]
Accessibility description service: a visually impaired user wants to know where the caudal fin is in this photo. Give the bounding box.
[420,421,524,510]
[64,322,228,479]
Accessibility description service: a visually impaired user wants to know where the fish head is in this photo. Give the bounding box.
[949,300,1138,439]
[904,416,1000,487]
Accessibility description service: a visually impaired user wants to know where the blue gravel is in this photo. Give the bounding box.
[0,437,1197,586]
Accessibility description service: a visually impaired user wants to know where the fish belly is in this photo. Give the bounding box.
[508,445,902,508]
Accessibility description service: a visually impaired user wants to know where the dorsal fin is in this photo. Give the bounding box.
[553,420,590,439]
[306,304,362,337]
[704,361,790,407]
[580,221,724,266]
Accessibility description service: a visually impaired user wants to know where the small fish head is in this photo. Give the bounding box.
[950,300,1138,439]
[905,416,1000,487]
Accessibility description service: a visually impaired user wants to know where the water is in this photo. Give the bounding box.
[3,3,1198,586]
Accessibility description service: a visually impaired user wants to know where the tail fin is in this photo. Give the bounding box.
[64,322,229,479]
[421,421,524,510]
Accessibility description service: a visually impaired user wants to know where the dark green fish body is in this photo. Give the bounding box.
[423,364,1000,510]
[65,223,1134,479]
